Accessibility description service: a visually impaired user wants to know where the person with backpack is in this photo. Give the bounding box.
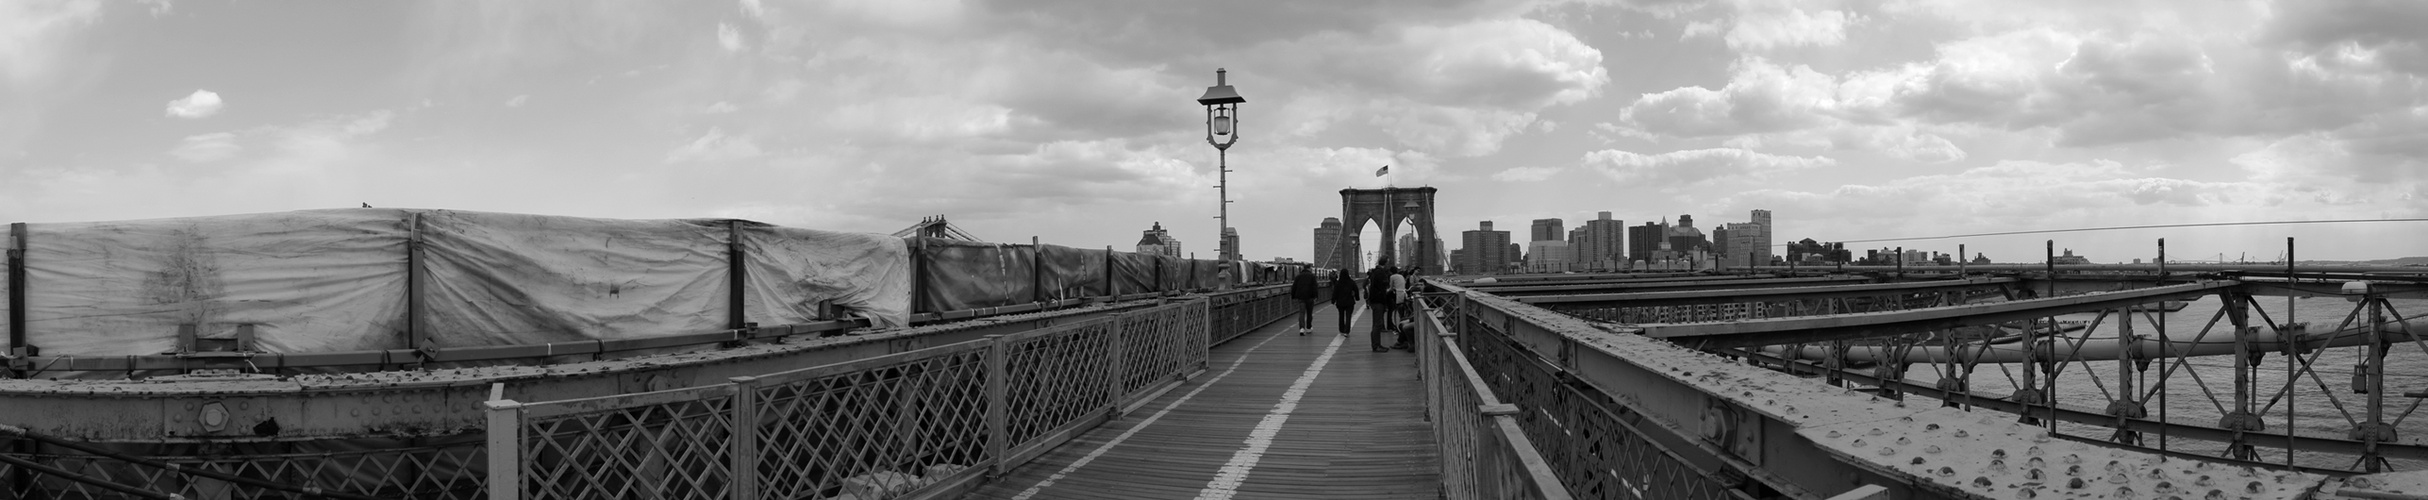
[1365,257,1399,352]
[1330,269,1360,337]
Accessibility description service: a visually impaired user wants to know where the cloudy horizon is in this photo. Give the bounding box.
[3,0,2423,264]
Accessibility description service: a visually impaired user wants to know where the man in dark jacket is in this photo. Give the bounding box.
[1330,270,1359,337]
[1365,257,1398,352]
[1289,267,1320,335]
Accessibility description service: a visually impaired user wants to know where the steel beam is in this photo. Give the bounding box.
[1468,276,1871,296]
[1518,277,2016,308]
[1626,281,2240,348]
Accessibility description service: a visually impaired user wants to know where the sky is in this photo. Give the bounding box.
[2,0,2424,264]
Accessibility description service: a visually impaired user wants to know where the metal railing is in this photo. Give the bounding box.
[1436,290,1757,500]
[0,283,1308,499]
[482,298,1208,500]
[1415,292,1572,500]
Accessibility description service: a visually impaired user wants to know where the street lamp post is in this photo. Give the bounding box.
[1197,68,1246,262]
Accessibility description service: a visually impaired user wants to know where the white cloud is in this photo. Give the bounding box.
[737,0,764,21]
[665,127,764,163]
[703,101,737,113]
[1725,7,1857,51]
[716,23,744,52]
[1582,148,1834,188]
[165,89,224,118]
[168,132,241,162]
[1681,20,1723,40]
[1492,166,1560,182]
[504,94,528,107]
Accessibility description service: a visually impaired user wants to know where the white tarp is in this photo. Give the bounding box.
[741,225,912,328]
[416,210,730,347]
[18,210,412,356]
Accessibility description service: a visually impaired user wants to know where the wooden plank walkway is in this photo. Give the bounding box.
[965,303,1441,499]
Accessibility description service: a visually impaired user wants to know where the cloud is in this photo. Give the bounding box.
[703,101,736,113]
[169,132,241,162]
[0,0,101,85]
[665,127,763,163]
[1492,166,1561,182]
[1725,7,1857,51]
[1582,148,1834,187]
[716,22,744,52]
[504,94,528,107]
[165,89,224,118]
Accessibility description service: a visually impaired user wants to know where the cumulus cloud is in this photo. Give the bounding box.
[504,94,528,107]
[1725,7,1858,51]
[169,132,241,162]
[1492,166,1561,182]
[665,127,764,163]
[1582,148,1834,187]
[165,89,224,118]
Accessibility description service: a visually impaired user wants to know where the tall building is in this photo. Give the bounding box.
[1135,221,1182,257]
[1575,212,1625,271]
[1711,226,1732,266]
[1397,233,1418,269]
[1627,221,1667,265]
[1220,227,1240,261]
[1311,217,1343,269]
[1459,221,1512,275]
[1529,218,1564,243]
[1528,241,1572,272]
[1748,209,1773,267]
[1566,226,1588,269]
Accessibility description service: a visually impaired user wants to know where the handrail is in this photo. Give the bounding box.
[1417,290,1572,499]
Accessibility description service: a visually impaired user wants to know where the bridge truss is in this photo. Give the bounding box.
[1426,265,2428,499]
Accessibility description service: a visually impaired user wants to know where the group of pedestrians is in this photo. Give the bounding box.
[1289,257,1419,353]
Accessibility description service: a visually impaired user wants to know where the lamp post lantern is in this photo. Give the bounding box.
[1197,68,1246,261]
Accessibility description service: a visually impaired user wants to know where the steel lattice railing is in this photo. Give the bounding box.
[1431,290,1759,500]
[483,298,1211,500]
[0,440,487,499]
[1415,293,1571,500]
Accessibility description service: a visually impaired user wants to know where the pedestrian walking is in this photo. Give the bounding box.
[1388,266,1410,350]
[1365,257,1399,352]
[1289,266,1320,335]
[1330,269,1359,337]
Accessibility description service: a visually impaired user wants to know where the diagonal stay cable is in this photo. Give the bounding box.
[0,452,174,499]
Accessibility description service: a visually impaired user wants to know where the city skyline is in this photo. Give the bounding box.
[2,1,2423,263]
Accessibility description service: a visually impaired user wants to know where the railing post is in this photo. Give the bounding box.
[730,376,761,500]
[728,221,748,331]
[984,334,1009,477]
[1106,314,1129,409]
[407,214,423,350]
[485,399,524,500]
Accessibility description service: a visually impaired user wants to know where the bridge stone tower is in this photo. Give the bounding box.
[1337,187,1439,275]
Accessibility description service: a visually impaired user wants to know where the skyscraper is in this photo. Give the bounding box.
[1627,221,1666,265]
[1312,217,1343,269]
[1459,221,1512,275]
[1749,209,1773,266]
[1529,218,1564,243]
[1577,212,1625,271]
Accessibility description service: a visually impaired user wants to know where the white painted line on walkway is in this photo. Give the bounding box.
[1193,320,1348,500]
[1008,306,1364,500]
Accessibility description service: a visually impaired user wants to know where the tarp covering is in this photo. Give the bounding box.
[17,210,412,356]
[1035,244,1106,300]
[741,225,912,328]
[2,208,1295,359]
[416,210,730,347]
[911,238,1036,312]
[1110,252,1158,295]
